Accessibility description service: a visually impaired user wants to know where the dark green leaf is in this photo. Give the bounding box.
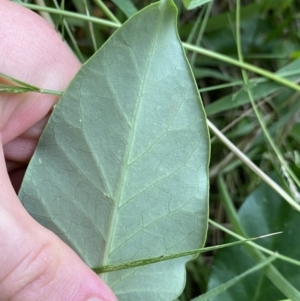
[205,58,300,116]
[208,178,300,300]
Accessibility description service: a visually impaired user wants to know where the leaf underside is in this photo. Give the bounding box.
[19,0,210,300]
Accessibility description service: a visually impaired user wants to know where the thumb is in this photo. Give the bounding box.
[0,144,117,301]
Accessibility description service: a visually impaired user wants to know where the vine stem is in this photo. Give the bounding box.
[17,3,300,93]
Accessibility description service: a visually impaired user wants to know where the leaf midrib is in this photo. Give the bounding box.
[101,6,164,276]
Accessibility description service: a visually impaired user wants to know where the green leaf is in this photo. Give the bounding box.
[205,58,300,116]
[19,0,210,300]
[192,255,277,301]
[207,178,300,300]
[111,0,137,17]
[182,0,213,10]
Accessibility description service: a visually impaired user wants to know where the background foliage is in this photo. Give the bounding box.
[13,0,300,300]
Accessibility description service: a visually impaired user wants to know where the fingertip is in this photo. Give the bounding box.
[0,0,80,88]
[0,0,81,144]
[0,226,118,301]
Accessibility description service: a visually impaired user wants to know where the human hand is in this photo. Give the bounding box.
[0,1,117,300]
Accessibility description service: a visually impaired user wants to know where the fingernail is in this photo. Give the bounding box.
[86,298,102,301]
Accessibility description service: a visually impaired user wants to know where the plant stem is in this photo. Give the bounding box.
[92,233,280,274]
[183,43,300,92]
[18,3,120,28]
[18,3,300,93]
[235,0,300,191]
[207,119,300,211]
[92,0,121,25]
